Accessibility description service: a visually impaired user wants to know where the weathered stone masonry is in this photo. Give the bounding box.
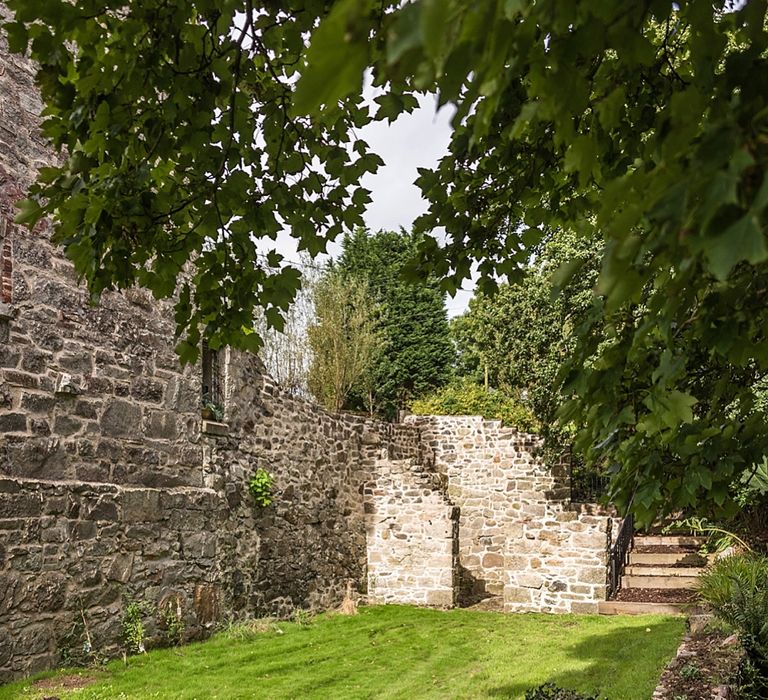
[408,416,612,614]
[0,22,615,683]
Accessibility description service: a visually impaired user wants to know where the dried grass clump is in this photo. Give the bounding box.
[339,580,358,616]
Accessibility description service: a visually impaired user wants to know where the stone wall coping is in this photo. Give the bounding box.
[201,420,230,437]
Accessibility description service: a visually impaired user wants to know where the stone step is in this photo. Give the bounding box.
[622,574,700,589]
[629,551,709,566]
[598,600,688,616]
[625,565,703,577]
[634,535,706,547]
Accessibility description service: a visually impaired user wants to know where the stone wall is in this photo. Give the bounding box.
[408,416,613,613]
[365,458,458,607]
[202,352,422,618]
[0,477,229,677]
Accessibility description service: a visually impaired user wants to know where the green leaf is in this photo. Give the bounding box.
[4,21,28,53]
[14,198,44,227]
[705,213,767,280]
[420,0,448,65]
[374,93,405,123]
[292,0,370,116]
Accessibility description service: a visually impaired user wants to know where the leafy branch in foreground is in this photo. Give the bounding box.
[292,0,768,522]
[9,0,768,521]
[4,0,391,361]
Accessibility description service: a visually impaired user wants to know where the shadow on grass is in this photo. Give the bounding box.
[485,616,683,699]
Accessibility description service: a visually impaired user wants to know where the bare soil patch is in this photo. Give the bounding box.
[615,587,698,604]
[32,673,96,691]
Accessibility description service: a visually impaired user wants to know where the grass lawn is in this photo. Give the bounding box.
[0,606,685,700]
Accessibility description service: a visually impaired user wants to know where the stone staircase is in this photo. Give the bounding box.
[598,534,709,615]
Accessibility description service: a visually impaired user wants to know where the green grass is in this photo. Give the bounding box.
[0,606,685,700]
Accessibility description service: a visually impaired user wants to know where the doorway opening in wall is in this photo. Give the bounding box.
[201,343,224,421]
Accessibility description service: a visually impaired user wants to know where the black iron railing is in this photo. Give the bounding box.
[570,464,611,503]
[608,513,635,599]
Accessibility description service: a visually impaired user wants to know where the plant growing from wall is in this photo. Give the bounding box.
[159,596,186,647]
[59,606,105,668]
[248,468,274,508]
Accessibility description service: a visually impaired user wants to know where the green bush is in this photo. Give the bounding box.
[410,379,538,433]
[698,553,768,692]
[524,683,600,700]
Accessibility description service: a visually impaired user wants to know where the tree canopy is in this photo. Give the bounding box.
[7,0,768,521]
[307,269,380,413]
[338,228,454,419]
[452,230,601,436]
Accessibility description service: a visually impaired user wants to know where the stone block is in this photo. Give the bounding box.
[517,572,543,589]
[425,589,454,607]
[122,490,161,522]
[145,411,178,440]
[0,412,26,432]
[100,399,142,437]
[505,586,533,604]
[131,377,165,403]
[106,552,134,583]
[53,414,82,436]
[20,392,55,413]
[482,553,504,568]
[570,602,599,614]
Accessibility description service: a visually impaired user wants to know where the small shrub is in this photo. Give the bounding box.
[680,662,701,680]
[698,553,768,692]
[410,379,539,433]
[59,607,106,667]
[122,600,153,654]
[524,682,600,700]
[248,467,275,507]
[158,596,185,647]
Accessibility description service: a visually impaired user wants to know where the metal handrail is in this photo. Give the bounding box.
[608,512,635,599]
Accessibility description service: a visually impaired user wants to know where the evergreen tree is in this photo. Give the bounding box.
[339,229,454,418]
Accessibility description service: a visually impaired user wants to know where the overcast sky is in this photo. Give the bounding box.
[272,94,474,318]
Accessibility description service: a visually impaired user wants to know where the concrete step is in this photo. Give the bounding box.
[598,600,688,616]
[625,565,703,577]
[634,535,706,547]
[629,551,709,566]
[622,574,700,589]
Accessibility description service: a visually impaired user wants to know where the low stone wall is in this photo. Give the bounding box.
[407,415,613,613]
[365,459,458,607]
